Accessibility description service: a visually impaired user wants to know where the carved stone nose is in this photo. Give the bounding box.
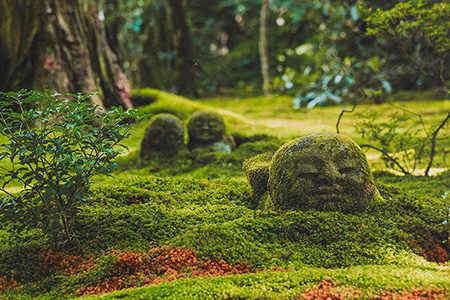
[318,165,342,184]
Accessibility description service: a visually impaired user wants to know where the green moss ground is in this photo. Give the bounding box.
[1,89,450,299]
[79,265,450,300]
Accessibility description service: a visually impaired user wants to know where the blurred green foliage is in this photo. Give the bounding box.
[102,0,450,109]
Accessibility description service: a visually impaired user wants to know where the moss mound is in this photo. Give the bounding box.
[2,91,450,299]
[1,173,450,298]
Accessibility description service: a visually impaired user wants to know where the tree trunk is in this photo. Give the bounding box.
[166,0,199,98]
[259,0,271,98]
[136,3,177,91]
[0,0,132,109]
[0,0,40,92]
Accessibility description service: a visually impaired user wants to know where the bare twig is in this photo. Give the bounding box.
[335,57,368,134]
[425,112,450,176]
[360,144,410,175]
[336,94,367,134]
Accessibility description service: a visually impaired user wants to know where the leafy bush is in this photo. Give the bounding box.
[354,108,450,176]
[289,52,392,108]
[365,1,450,90]
[0,90,147,246]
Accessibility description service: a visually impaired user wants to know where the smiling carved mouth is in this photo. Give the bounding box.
[317,185,342,201]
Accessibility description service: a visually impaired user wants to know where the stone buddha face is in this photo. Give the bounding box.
[140,114,186,159]
[268,133,377,212]
[146,115,184,149]
[187,111,226,143]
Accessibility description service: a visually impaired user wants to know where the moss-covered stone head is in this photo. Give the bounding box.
[140,114,186,159]
[187,110,235,152]
[267,133,378,212]
[187,111,226,143]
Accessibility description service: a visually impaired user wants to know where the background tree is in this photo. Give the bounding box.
[9,0,438,101]
[105,0,198,98]
[167,0,199,98]
[0,0,132,109]
[259,0,272,97]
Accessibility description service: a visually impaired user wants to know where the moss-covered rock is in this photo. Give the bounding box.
[260,133,381,213]
[242,152,273,209]
[140,114,188,160]
[187,110,236,153]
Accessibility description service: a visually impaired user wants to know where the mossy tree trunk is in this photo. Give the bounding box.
[0,0,132,109]
[259,0,271,98]
[166,0,199,98]
[136,3,176,92]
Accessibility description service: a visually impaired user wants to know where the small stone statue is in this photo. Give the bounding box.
[140,114,187,160]
[187,110,235,153]
[243,133,381,212]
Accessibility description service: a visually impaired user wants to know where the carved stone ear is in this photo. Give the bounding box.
[242,152,273,208]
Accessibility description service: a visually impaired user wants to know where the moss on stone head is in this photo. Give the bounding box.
[187,110,236,152]
[267,133,379,213]
[187,111,226,142]
[140,114,187,160]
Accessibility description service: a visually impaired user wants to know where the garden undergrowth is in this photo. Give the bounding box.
[2,89,450,299]
[2,171,450,299]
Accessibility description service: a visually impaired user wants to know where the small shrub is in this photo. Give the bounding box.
[0,90,147,246]
[355,109,450,176]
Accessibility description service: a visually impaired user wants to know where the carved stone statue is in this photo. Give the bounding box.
[140,114,187,160]
[187,110,235,153]
[244,133,381,212]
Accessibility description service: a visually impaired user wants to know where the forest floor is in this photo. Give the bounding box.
[1,89,450,299]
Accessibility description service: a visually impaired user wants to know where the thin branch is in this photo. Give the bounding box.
[336,94,367,134]
[383,98,431,142]
[425,112,450,176]
[360,144,410,175]
[0,187,16,199]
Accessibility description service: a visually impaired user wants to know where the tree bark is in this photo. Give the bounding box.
[166,0,199,98]
[0,0,40,92]
[0,0,132,109]
[136,3,176,91]
[259,0,271,98]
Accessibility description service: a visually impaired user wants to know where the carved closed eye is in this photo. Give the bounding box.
[298,172,319,180]
[339,167,359,175]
